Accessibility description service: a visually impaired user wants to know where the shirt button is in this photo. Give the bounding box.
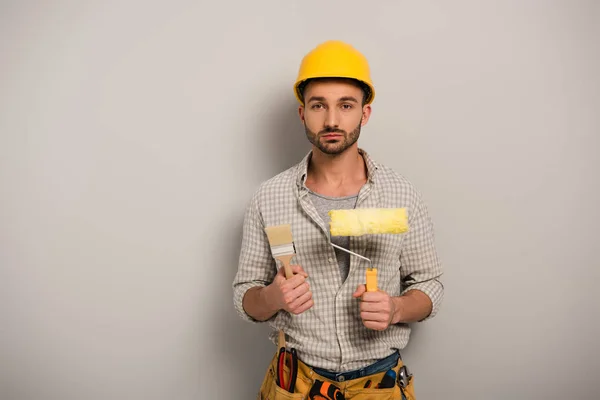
[337,376,345,382]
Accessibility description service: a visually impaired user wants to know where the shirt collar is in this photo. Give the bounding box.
[296,148,379,190]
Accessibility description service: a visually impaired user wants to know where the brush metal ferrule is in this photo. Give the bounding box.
[270,243,296,257]
[330,243,372,270]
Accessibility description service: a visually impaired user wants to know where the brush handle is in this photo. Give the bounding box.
[276,256,293,355]
[278,330,286,349]
[276,257,292,352]
[278,254,294,279]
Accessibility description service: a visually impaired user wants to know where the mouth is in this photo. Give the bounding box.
[321,133,343,139]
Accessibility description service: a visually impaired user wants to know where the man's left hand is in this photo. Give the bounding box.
[352,285,396,330]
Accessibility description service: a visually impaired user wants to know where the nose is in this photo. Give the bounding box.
[325,108,340,128]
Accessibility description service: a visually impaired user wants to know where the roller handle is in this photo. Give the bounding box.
[366,268,378,292]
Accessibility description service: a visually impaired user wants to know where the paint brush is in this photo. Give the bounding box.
[264,224,297,351]
[264,224,296,279]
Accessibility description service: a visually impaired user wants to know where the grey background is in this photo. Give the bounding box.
[1,1,599,399]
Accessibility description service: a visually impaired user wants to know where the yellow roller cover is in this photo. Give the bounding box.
[329,208,409,236]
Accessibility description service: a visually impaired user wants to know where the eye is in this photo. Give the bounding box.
[311,103,324,110]
[341,103,353,110]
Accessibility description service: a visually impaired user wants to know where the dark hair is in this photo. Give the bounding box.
[299,77,371,106]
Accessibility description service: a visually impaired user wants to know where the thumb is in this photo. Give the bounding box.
[291,264,308,277]
[353,284,366,298]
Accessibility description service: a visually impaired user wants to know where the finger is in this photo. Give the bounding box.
[282,280,309,305]
[363,320,386,331]
[292,298,314,314]
[281,273,306,291]
[289,290,313,311]
[353,284,366,298]
[288,273,308,289]
[360,311,389,323]
[360,291,386,303]
[290,264,308,277]
[360,301,390,314]
[289,280,311,300]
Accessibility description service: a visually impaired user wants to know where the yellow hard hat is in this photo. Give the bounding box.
[294,40,375,105]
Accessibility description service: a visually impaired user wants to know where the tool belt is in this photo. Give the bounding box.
[258,332,416,400]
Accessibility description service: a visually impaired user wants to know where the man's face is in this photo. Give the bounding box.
[299,79,371,155]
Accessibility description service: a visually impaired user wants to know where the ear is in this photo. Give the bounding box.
[298,105,305,123]
[361,104,372,126]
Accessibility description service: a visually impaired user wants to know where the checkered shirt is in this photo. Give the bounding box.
[232,148,444,372]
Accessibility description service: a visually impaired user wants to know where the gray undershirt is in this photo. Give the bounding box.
[308,191,358,282]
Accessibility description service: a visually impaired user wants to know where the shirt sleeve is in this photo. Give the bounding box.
[399,192,444,321]
[232,190,278,323]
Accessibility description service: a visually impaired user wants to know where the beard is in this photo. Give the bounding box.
[305,120,362,155]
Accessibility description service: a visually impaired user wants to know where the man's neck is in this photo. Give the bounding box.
[305,145,367,195]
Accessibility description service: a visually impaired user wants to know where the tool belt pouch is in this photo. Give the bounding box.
[258,349,417,400]
[258,350,311,399]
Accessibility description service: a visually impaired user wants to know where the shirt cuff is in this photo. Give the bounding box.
[400,279,444,321]
[233,282,268,323]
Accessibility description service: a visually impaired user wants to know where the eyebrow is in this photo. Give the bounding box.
[306,96,326,103]
[306,96,359,103]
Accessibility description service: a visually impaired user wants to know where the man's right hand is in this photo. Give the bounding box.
[266,264,313,315]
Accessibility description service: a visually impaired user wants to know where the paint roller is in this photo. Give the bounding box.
[328,208,409,291]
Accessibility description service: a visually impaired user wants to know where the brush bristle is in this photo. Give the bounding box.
[329,208,409,236]
[264,224,294,246]
[270,243,296,257]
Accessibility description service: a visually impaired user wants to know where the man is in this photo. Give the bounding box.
[233,40,444,399]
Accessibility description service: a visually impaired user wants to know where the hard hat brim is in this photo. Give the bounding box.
[294,76,375,105]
